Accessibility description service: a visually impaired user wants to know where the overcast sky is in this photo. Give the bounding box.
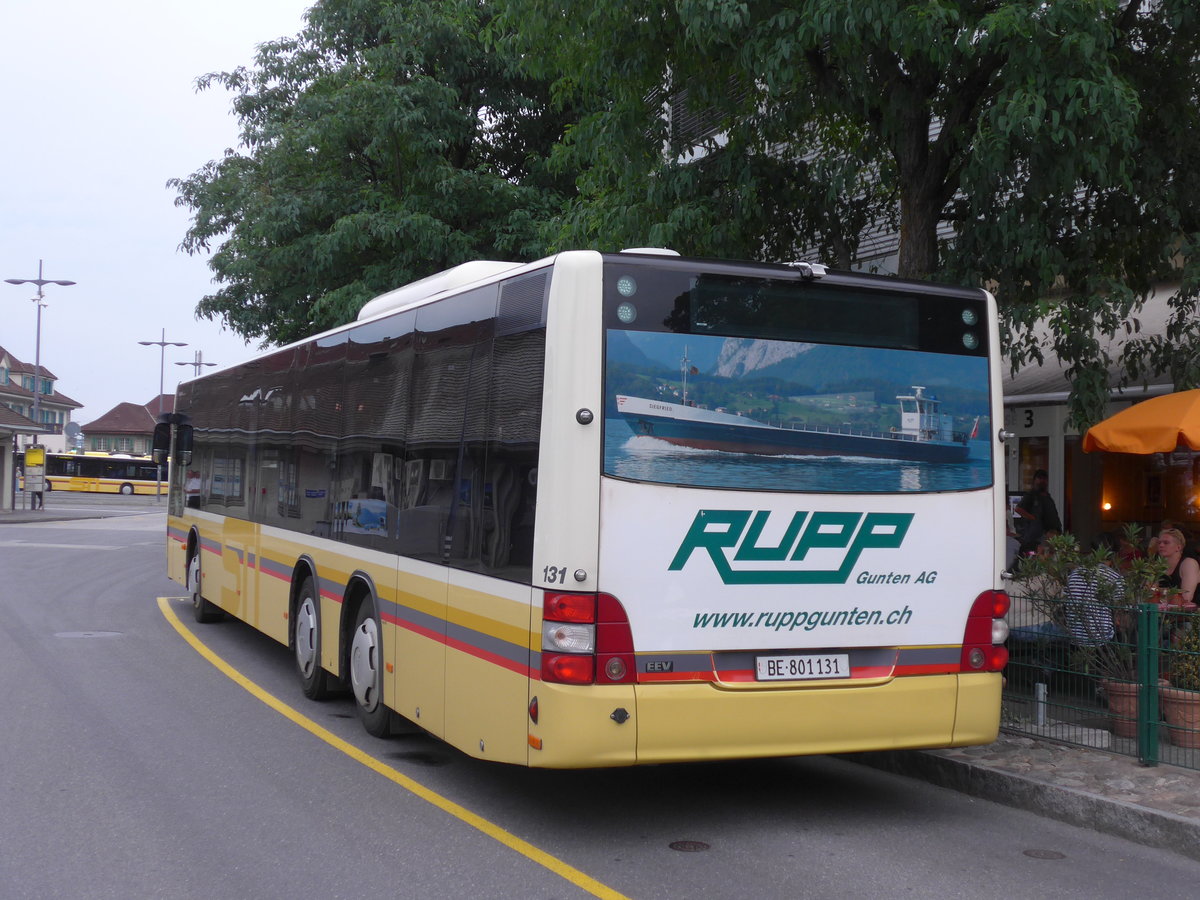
[1,0,313,426]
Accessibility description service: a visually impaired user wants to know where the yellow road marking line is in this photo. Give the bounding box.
[157,597,630,900]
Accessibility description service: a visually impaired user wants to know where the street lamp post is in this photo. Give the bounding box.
[4,260,76,440]
[175,350,217,378]
[139,329,188,499]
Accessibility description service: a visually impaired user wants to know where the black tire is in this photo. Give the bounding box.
[188,552,222,623]
[349,597,391,737]
[293,577,332,700]
[119,483,134,495]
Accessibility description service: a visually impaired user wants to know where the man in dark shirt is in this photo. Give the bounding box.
[1016,468,1062,556]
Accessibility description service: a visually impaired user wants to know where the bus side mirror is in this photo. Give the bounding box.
[152,421,194,465]
[152,423,171,465]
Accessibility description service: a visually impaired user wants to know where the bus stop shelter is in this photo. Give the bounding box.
[0,406,44,511]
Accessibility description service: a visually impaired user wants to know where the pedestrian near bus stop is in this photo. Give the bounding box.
[1015,469,1062,557]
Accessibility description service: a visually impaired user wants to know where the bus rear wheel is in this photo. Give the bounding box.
[293,578,332,700]
[188,552,221,623]
[350,597,391,737]
[119,483,134,495]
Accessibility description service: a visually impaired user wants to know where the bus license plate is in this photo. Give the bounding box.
[755,653,850,681]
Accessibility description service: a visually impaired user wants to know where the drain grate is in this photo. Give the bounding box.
[668,840,711,852]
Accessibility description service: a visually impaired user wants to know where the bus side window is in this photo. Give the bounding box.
[401,285,497,568]
[482,327,545,577]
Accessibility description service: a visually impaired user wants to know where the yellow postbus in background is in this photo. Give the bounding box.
[18,450,162,495]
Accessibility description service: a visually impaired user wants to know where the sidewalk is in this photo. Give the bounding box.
[854,731,1200,861]
[0,506,123,524]
[5,504,1199,860]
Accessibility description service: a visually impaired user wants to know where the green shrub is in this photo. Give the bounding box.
[1170,616,1200,692]
[1012,523,1167,683]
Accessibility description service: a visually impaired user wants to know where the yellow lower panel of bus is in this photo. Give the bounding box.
[392,621,448,740]
[441,578,534,765]
[634,674,998,764]
[528,683,639,768]
[949,672,1003,746]
[443,644,531,765]
[530,673,999,768]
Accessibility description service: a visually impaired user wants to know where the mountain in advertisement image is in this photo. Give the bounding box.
[713,338,984,390]
[611,332,981,395]
[609,331,721,372]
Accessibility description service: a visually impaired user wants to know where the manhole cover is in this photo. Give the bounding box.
[54,631,123,639]
[1023,849,1066,860]
[669,841,711,852]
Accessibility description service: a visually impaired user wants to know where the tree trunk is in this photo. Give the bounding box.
[889,94,943,280]
[896,184,941,280]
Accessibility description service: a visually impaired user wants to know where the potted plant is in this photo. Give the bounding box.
[1012,526,1166,737]
[1162,619,1200,747]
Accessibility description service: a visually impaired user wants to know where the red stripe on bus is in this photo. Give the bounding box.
[382,611,536,679]
[713,665,900,683]
[382,610,442,642]
[444,633,535,678]
[637,670,715,683]
[893,663,959,676]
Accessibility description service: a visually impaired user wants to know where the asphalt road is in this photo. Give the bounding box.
[2,506,1199,898]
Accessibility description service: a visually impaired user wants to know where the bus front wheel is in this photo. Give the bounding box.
[293,578,332,700]
[188,552,221,623]
[119,483,134,495]
[350,597,390,737]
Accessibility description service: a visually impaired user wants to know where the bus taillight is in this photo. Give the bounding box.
[541,592,636,685]
[542,653,595,684]
[596,593,635,685]
[960,589,1011,673]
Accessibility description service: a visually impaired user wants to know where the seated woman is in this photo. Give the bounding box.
[1156,528,1200,606]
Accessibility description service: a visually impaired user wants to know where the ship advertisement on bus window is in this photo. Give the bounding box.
[602,269,993,494]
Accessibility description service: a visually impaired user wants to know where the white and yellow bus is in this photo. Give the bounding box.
[18,450,163,495]
[163,250,1010,767]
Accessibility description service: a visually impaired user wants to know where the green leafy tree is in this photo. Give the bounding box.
[498,0,1200,427]
[170,0,575,345]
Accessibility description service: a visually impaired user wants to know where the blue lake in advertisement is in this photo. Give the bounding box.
[603,331,993,494]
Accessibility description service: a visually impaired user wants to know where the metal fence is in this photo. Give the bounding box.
[1003,586,1200,769]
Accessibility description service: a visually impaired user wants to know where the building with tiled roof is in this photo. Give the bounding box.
[80,395,175,456]
[0,344,82,452]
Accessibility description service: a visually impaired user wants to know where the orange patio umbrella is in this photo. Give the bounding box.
[1082,389,1200,454]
